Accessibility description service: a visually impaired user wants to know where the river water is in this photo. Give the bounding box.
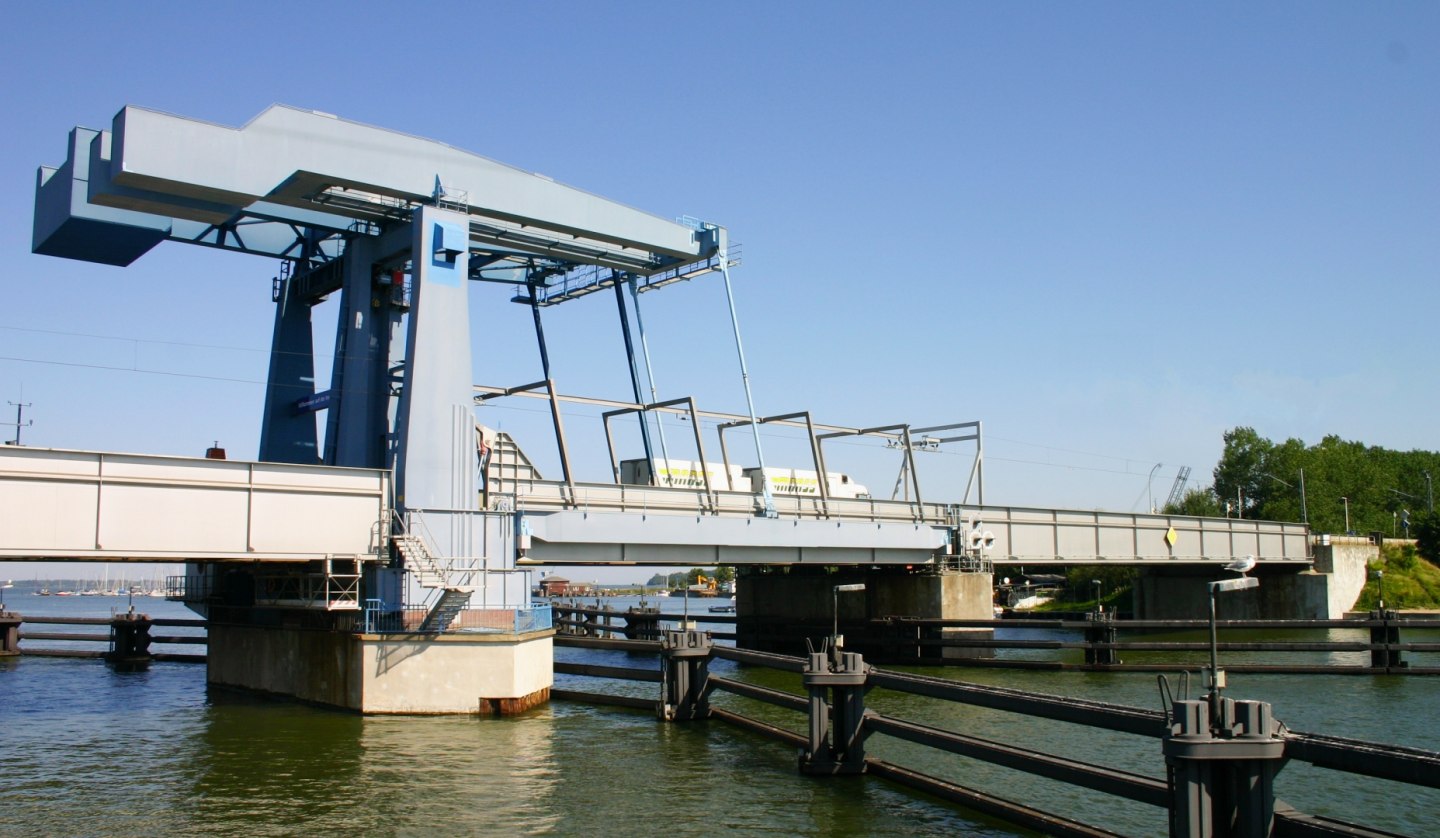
[2,593,1437,837]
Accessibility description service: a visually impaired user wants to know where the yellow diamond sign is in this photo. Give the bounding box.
[1164,527,1178,548]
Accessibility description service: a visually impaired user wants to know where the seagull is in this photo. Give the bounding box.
[1224,554,1257,575]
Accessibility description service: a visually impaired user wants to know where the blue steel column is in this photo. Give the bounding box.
[258,258,319,464]
[323,237,402,469]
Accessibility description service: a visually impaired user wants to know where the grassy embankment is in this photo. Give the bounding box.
[1353,543,1440,611]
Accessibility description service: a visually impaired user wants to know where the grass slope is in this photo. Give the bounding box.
[1353,544,1440,611]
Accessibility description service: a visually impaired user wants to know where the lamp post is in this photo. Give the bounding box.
[1373,569,1385,611]
[1426,471,1434,514]
[1148,462,1163,514]
[0,580,11,611]
[1207,575,1260,704]
[833,583,866,652]
[1092,578,1103,614]
[1341,496,1351,534]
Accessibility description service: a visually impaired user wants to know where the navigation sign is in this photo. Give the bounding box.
[296,390,332,413]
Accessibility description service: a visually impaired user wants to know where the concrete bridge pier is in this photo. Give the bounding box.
[736,566,994,663]
[1135,536,1369,620]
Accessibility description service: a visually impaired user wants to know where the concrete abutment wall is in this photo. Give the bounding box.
[736,567,994,662]
[1134,537,1375,620]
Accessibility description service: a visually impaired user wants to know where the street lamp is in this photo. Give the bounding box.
[1341,496,1351,534]
[0,579,11,611]
[1148,462,1163,514]
[1373,569,1385,612]
[833,583,866,652]
[1426,471,1434,514]
[1092,578,1103,614]
[1207,572,1259,703]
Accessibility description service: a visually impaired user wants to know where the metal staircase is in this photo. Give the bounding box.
[393,532,474,632]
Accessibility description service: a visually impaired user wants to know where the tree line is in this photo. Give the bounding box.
[1165,427,1438,543]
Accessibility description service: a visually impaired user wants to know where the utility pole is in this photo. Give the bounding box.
[5,400,33,446]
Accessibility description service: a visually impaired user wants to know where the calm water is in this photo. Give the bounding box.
[3,593,1437,837]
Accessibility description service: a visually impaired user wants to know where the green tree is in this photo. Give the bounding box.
[1207,428,1438,533]
[1415,512,1440,565]
[1212,427,1272,519]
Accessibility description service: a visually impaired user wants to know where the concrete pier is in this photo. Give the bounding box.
[206,608,553,714]
[736,566,994,662]
[1135,536,1371,620]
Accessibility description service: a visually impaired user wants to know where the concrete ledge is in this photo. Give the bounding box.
[358,630,554,715]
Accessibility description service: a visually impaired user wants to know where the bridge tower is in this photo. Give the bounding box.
[31,104,724,712]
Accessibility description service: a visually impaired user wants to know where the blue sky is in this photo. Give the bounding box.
[2,2,1436,582]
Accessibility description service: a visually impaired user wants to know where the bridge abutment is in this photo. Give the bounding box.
[736,566,993,663]
[1135,537,1370,620]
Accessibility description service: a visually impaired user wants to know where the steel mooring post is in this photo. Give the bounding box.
[1370,609,1404,671]
[799,649,871,775]
[0,609,19,658]
[660,629,712,721]
[624,606,661,641]
[1163,697,1286,838]
[105,611,153,669]
[1085,610,1118,665]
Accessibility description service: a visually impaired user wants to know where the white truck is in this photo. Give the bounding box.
[618,458,868,499]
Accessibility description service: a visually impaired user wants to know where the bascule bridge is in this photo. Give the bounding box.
[7,104,1318,713]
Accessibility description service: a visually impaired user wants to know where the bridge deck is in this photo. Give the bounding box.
[508,478,1310,567]
[0,446,1309,568]
[0,446,389,563]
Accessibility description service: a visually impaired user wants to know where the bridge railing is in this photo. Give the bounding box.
[359,600,553,635]
[9,613,207,663]
[551,604,1439,674]
[551,632,1440,837]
